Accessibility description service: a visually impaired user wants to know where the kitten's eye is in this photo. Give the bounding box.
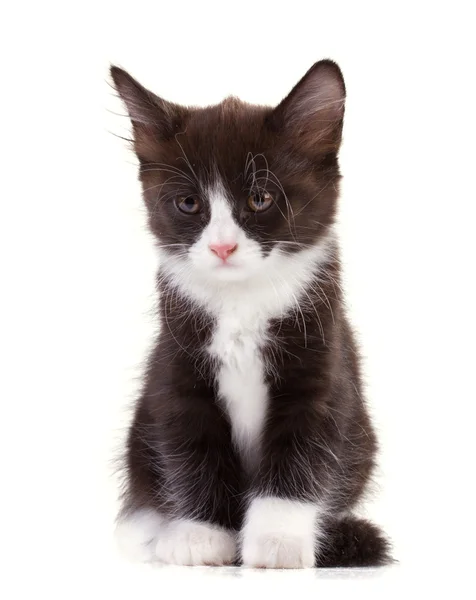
[247,191,273,212]
[176,196,201,214]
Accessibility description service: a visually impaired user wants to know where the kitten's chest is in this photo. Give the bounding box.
[208,310,269,470]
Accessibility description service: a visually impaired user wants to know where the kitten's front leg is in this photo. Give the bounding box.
[241,410,333,569]
[155,405,243,566]
[241,497,320,568]
[155,519,237,567]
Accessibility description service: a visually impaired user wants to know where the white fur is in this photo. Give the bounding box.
[116,510,237,566]
[115,509,166,562]
[212,317,268,470]
[188,184,265,283]
[159,180,335,469]
[155,519,237,566]
[241,497,322,569]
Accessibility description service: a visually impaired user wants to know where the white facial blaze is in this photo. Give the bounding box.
[186,181,263,282]
[205,190,240,247]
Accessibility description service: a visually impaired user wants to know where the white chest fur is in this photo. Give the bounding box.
[208,310,269,470]
[160,229,335,472]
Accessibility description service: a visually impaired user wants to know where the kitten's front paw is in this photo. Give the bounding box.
[241,497,318,569]
[241,532,315,569]
[155,520,237,566]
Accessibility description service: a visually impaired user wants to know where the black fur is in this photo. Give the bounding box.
[317,516,392,567]
[111,60,391,568]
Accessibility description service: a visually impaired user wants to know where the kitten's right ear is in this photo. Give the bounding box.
[110,66,186,159]
[268,60,346,157]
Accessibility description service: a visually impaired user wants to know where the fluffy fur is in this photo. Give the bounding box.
[241,497,321,568]
[111,59,390,568]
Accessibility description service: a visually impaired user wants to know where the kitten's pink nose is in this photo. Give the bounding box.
[209,242,238,261]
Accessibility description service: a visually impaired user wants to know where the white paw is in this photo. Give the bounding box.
[115,509,166,562]
[241,497,319,569]
[155,520,237,566]
[241,532,315,569]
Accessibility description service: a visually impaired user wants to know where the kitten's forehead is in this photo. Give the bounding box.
[173,99,273,181]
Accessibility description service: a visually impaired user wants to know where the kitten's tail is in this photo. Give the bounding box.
[317,515,392,567]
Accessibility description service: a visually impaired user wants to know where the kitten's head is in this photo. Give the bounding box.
[111,61,345,285]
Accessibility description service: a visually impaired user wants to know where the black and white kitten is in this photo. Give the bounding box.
[111,60,390,568]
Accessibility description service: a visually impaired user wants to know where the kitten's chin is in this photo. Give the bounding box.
[206,264,255,283]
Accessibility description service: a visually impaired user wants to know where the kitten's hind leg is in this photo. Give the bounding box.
[115,508,166,562]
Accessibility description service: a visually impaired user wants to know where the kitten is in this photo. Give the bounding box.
[111,60,390,568]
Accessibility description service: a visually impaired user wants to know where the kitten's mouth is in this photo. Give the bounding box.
[208,260,251,282]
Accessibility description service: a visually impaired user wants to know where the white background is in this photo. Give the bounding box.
[1,1,475,597]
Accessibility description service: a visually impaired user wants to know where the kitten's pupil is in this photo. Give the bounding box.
[177,196,200,214]
[248,191,273,212]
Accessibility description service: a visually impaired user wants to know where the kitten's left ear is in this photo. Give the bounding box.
[110,66,187,161]
[268,60,346,156]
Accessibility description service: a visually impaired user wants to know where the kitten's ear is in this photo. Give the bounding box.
[268,60,346,156]
[110,66,187,159]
